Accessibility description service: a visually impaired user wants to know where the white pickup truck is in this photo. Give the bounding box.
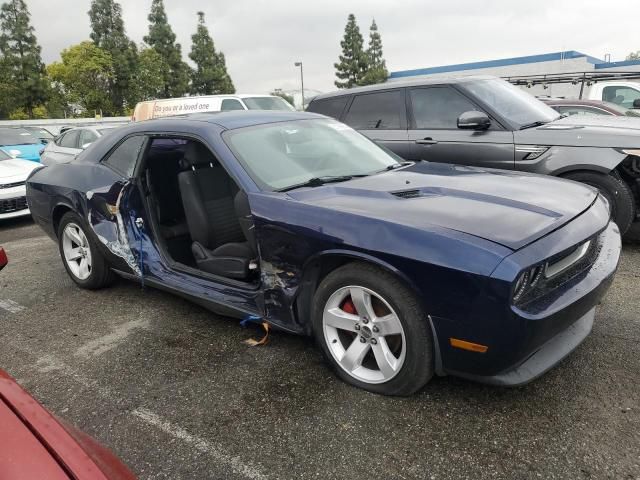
[581,81,640,109]
[509,74,640,109]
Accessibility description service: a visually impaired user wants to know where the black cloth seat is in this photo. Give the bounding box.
[178,142,253,279]
[146,149,189,239]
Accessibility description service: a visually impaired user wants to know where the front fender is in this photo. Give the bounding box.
[515,146,625,176]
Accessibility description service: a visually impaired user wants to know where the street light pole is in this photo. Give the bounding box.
[294,61,304,110]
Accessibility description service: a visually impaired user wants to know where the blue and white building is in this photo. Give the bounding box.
[388,51,640,97]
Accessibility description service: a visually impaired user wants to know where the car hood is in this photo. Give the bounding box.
[0,143,43,162]
[0,158,40,183]
[515,115,640,148]
[287,162,597,251]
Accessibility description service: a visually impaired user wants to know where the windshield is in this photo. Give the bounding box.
[0,128,40,146]
[0,149,11,161]
[224,119,399,191]
[460,79,560,128]
[601,101,640,117]
[242,96,295,111]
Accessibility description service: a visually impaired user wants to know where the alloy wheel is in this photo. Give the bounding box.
[62,223,92,280]
[322,285,406,384]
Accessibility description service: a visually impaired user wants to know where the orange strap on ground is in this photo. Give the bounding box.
[243,322,270,346]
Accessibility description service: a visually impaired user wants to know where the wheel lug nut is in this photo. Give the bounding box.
[360,336,366,343]
[372,326,379,333]
[362,318,369,324]
[370,338,377,345]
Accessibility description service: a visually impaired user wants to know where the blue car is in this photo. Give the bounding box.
[0,127,45,162]
[25,111,621,395]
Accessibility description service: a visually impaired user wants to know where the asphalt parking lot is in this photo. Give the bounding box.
[0,217,639,480]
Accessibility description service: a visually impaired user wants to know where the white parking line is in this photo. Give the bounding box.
[8,333,269,479]
[132,408,268,480]
[75,317,150,358]
[0,299,25,314]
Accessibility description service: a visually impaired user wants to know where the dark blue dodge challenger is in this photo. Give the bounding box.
[26,111,621,395]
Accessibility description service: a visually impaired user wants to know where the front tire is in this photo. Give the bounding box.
[57,212,115,289]
[312,263,434,396]
[564,171,635,235]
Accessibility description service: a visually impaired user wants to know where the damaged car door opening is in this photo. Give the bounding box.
[26,111,621,396]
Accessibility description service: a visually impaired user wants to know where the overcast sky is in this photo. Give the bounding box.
[25,0,640,95]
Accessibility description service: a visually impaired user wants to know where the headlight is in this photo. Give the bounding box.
[512,264,544,303]
[621,149,640,157]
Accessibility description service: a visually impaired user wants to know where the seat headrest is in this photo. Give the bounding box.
[180,142,218,170]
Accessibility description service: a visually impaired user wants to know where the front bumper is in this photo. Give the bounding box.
[437,217,621,386]
[0,184,30,220]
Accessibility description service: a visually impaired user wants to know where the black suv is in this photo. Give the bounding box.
[307,75,640,235]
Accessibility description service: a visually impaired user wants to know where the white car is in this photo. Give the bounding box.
[0,149,40,220]
[40,125,120,166]
[132,94,296,121]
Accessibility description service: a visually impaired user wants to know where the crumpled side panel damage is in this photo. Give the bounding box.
[86,182,141,276]
[256,223,309,334]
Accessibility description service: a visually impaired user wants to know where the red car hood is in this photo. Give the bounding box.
[0,370,136,479]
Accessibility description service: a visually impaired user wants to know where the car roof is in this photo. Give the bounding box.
[141,110,324,130]
[311,75,497,101]
[76,111,328,164]
[64,125,122,132]
[543,99,611,107]
[146,94,281,103]
[235,94,281,99]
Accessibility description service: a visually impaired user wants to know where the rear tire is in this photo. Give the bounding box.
[57,212,115,289]
[564,171,635,235]
[312,262,434,396]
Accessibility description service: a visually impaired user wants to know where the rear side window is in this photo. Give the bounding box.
[79,129,98,146]
[221,99,245,111]
[103,136,146,178]
[344,90,405,130]
[59,130,80,148]
[410,87,478,129]
[307,96,349,119]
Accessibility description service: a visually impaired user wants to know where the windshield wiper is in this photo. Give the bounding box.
[519,120,548,130]
[278,175,357,192]
[385,161,414,171]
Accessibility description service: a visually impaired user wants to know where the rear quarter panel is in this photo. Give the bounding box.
[26,163,134,273]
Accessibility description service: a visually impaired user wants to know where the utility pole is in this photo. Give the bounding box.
[294,61,305,110]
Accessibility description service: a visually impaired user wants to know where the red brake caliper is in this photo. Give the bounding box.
[341,297,356,315]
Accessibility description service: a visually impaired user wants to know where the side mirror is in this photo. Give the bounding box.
[633,99,640,109]
[457,111,491,130]
[81,142,92,149]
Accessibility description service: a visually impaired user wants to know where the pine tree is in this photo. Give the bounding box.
[135,47,166,101]
[360,19,388,86]
[88,0,138,114]
[189,12,234,95]
[0,0,48,118]
[212,51,235,94]
[143,0,189,98]
[334,14,368,89]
